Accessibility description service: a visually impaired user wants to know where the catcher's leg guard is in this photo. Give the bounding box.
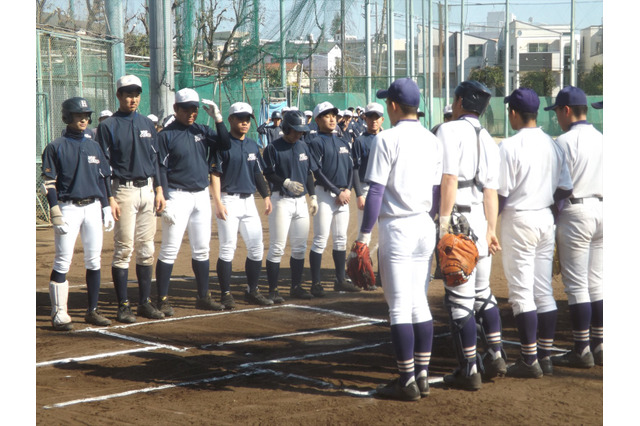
[445,289,478,377]
[475,293,505,358]
[49,280,73,331]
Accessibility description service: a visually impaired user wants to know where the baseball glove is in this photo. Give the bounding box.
[437,232,479,287]
[346,241,376,290]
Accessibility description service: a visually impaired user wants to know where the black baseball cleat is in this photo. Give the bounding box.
[195,295,224,311]
[506,358,543,378]
[157,296,175,317]
[116,301,136,324]
[333,278,361,292]
[310,282,325,297]
[137,299,165,319]
[443,369,482,391]
[268,289,285,304]
[375,378,421,401]
[244,289,274,306]
[84,308,111,326]
[416,376,430,397]
[539,356,553,375]
[551,350,595,369]
[593,349,603,366]
[220,292,236,310]
[290,285,313,300]
[482,355,507,380]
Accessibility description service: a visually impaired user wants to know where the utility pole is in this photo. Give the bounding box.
[149,0,175,120]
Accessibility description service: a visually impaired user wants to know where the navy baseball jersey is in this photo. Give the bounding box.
[41,129,111,201]
[95,110,160,183]
[263,137,318,196]
[158,121,230,191]
[212,135,265,194]
[352,131,378,182]
[307,132,354,190]
[257,123,284,146]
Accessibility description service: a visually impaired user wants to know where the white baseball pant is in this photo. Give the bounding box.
[216,193,264,262]
[311,188,350,253]
[267,193,309,262]
[53,200,103,273]
[158,188,211,263]
[500,208,557,316]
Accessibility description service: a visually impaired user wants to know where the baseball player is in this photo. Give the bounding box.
[262,110,319,301]
[211,102,274,308]
[545,86,603,368]
[498,87,573,378]
[257,110,284,147]
[304,110,313,124]
[356,78,442,401]
[430,104,453,135]
[42,97,115,330]
[153,88,231,315]
[91,110,112,138]
[96,74,166,323]
[307,101,361,297]
[436,81,505,391]
[147,114,162,132]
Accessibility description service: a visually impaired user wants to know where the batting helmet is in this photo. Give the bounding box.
[62,97,93,125]
[271,111,283,120]
[454,80,491,116]
[281,110,310,134]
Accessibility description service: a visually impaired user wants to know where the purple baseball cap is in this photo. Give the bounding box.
[376,78,421,107]
[504,87,540,113]
[544,86,588,111]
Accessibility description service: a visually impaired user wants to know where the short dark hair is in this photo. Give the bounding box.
[398,103,418,116]
[570,105,589,118]
[509,106,537,123]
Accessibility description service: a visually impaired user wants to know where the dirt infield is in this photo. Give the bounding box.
[35,196,603,424]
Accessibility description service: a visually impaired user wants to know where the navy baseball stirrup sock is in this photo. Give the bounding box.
[332,249,347,283]
[216,258,232,295]
[86,269,101,311]
[111,266,129,304]
[245,258,262,292]
[537,310,557,359]
[155,260,174,299]
[413,321,434,376]
[515,311,538,364]
[452,316,478,375]
[51,270,66,283]
[390,324,416,386]
[309,250,323,284]
[590,300,603,351]
[136,264,153,303]
[266,260,280,291]
[290,257,305,288]
[192,259,210,299]
[478,306,504,355]
[569,302,592,354]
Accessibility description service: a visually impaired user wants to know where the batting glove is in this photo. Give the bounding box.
[283,178,305,196]
[439,215,451,238]
[202,99,223,122]
[50,205,69,235]
[102,206,115,232]
[308,195,318,216]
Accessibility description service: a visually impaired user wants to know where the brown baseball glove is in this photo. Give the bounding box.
[437,233,479,287]
[346,241,376,290]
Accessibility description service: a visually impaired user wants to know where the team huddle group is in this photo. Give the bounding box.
[41,73,602,401]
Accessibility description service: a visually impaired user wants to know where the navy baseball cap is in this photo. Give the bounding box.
[504,88,540,113]
[591,100,603,109]
[376,78,421,108]
[544,86,588,111]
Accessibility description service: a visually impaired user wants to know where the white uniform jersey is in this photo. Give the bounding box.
[437,116,500,206]
[554,123,603,199]
[498,127,572,211]
[366,120,442,218]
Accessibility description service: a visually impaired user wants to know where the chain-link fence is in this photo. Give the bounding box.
[36,27,116,226]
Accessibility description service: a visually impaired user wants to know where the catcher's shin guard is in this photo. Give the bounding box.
[445,289,478,376]
[49,281,73,330]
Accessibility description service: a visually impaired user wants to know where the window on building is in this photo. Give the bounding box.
[528,43,549,53]
[469,44,483,57]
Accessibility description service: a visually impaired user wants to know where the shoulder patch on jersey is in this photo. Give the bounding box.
[247,153,257,161]
[299,153,308,161]
[87,155,100,164]
[140,129,152,138]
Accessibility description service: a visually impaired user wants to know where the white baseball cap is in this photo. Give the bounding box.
[116,75,142,91]
[313,101,339,119]
[364,102,384,116]
[343,109,353,117]
[444,104,453,115]
[228,102,255,118]
[147,113,158,123]
[174,88,200,107]
[304,110,313,117]
[99,110,113,118]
